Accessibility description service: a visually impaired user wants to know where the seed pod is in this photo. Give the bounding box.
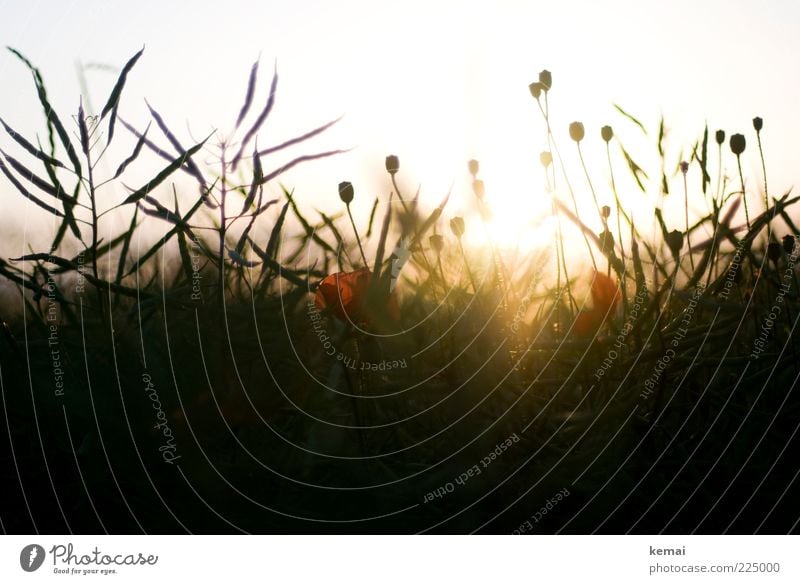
[715,130,725,145]
[666,229,684,258]
[385,155,400,175]
[538,69,552,91]
[569,121,585,143]
[468,159,479,178]
[783,234,795,254]
[338,181,354,204]
[767,242,782,264]
[540,151,552,168]
[730,133,746,155]
[753,117,763,132]
[528,82,543,100]
[601,125,613,142]
[450,216,465,238]
[430,234,444,253]
[472,179,485,200]
[680,161,689,174]
[599,229,614,254]
[601,205,611,219]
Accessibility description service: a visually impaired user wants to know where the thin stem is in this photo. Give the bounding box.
[457,238,479,297]
[736,154,751,231]
[683,171,695,272]
[605,142,628,316]
[576,142,602,220]
[756,130,769,210]
[534,98,597,270]
[347,203,369,268]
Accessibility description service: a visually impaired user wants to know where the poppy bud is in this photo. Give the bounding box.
[680,161,689,175]
[715,130,725,145]
[540,151,552,168]
[599,230,614,254]
[783,235,795,254]
[767,242,782,264]
[601,125,613,142]
[450,216,465,238]
[753,117,763,132]
[468,159,480,178]
[430,234,444,253]
[338,181,354,204]
[601,205,611,219]
[569,121,585,143]
[666,229,684,257]
[385,155,400,175]
[539,69,552,91]
[730,134,746,155]
[528,82,543,100]
[472,179,485,200]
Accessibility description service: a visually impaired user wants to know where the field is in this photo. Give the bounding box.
[1,51,799,534]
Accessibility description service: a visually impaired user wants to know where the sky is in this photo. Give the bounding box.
[1,0,799,252]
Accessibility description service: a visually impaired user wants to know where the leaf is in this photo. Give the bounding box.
[234,58,259,130]
[125,195,204,276]
[366,196,379,238]
[255,149,348,187]
[613,103,647,135]
[1,149,64,201]
[121,137,208,205]
[114,205,139,286]
[618,142,648,192]
[100,47,144,144]
[241,148,262,213]
[146,100,208,193]
[265,200,291,262]
[111,122,150,179]
[8,48,83,178]
[78,98,90,156]
[232,61,278,169]
[0,157,64,216]
[0,117,64,167]
[256,116,343,157]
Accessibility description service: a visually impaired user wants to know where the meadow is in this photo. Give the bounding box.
[1,50,799,534]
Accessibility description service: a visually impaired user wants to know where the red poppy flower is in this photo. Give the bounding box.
[573,271,620,336]
[314,268,399,324]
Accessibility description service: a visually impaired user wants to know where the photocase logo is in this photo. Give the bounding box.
[20,544,46,572]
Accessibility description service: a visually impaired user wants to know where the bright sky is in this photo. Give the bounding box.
[1,0,798,253]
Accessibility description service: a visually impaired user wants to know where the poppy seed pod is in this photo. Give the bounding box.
[730,133,746,155]
[599,230,614,254]
[753,117,763,132]
[468,159,480,178]
[528,82,543,100]
[540,151,552,167]
[450,216,465,238]
[385,155,400,175]
[715,130,725,145]
[666,230,684,257]
[472,179,485,199]
[680,161,689,174]
[767,242,782,265]
[429,234,444,253]
[601,125,613,142]
[783,235,795,254]
[539,69,552,91]
[569,121,585,143]
[601,205,611,219]
[338,181,354,204]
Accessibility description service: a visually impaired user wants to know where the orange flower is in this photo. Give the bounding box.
[573,271,620,336]
[314,268,399,324]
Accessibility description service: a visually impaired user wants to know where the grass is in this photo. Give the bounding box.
[1,52,800,534]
